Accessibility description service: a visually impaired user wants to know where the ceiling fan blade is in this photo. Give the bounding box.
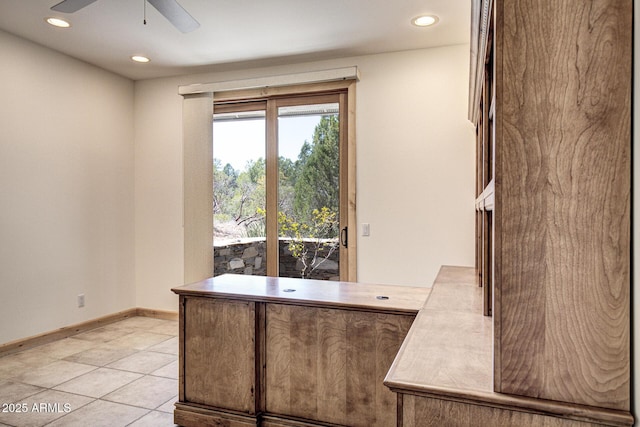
[147,0,200,33]
[50,0,99,13]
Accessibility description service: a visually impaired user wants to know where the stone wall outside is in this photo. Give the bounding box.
[214,238,339,280]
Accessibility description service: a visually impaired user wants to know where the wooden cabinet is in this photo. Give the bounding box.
[385,266,633,427]
[183,298,257,414]
[265,304,413,426]
[386,3,632,424]
[173,274,429,427]
[495,0,631,410]
[471,0,631,416]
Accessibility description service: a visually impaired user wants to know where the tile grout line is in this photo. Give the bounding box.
[0,318,179,427]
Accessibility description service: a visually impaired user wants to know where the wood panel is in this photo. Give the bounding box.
[136,307,179,320]
[261,416,331,427]
[494,0,631,409]
[401,395,601,427]
[346,81,357,281]
[183,297,257,413]
[174,403,257,427]
[265,303,413,426]
[265,98,279,277]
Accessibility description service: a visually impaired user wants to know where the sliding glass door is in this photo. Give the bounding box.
[277,99,341,280]
[213,93,349,280]
[213,102,267,276]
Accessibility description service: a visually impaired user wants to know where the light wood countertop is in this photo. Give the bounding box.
[385,265,492,393]
[172,274,431,315]
[384,266,634,427]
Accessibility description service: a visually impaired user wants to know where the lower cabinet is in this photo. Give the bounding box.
[182,297,257,414]
[265,304,413,426]
[176,295,415,427]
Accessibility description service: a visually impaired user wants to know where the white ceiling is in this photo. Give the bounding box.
[0,0,470,80]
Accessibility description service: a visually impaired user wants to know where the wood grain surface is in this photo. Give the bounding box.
[495,0,631,409]
[385,266,633,426]
[401,395,601,427]
[261,416,334,427]
[174,403,258,427]
[173,274,429,314]
[265,303,414,426]
[183,297,257,413]
[385,266,493,393]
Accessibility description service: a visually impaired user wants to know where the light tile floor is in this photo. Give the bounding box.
[0,317,179,427]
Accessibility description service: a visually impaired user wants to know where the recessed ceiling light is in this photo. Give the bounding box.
[412,15,439,27]
[45,17,71,28]
[131,55,151,63]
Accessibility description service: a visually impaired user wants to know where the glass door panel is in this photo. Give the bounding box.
[212,109,266,276]
[277,102,340,280]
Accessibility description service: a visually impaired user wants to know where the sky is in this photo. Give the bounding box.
[213,115,322,171]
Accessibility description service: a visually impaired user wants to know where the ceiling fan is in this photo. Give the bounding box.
[50,0,200,33]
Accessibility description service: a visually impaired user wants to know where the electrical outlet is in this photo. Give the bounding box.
[77,294,85,308]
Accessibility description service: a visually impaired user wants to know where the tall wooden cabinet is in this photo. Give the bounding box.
[471,0,631,414]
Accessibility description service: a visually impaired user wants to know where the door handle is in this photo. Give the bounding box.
[340,226,348,248]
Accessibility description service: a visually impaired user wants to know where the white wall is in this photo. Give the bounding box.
[355,45,475,286]
[134,44,476,311]
[0,30,136,344]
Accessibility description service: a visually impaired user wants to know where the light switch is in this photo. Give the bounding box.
[362,223,370,236]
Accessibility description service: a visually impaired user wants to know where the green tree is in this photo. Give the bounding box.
[232,159,265,230]
[214,115,340,243]
[278,207,339,279]
[278,156,297,216]
[213,160,238,216]
[293,115,340,229]
[246,158,265,184]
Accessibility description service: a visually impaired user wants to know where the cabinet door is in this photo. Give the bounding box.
[265,303,413,426]
[494,0,631,409]
[183,297,256,413]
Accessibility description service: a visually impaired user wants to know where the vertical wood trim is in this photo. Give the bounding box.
[255,302,266,413]
[183,92,214,283]
[397,393,404,427]
[475,122,482,281]
[468,0,494,123]
[266,99,279,276]
[339,92,349,281]
[178,296,186,402]
[346,82,357,282]
[491,0,502,392]
[481,59,492,317]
